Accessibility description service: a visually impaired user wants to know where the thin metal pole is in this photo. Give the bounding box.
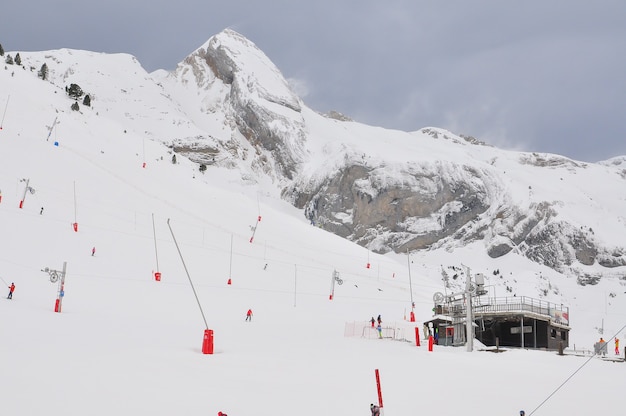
[73,181,77,224]
[229,234,233,279]
[407,249,414,310]
[152,213,160,273]
[1,95,10,128]
[294,264,297,307]
[464,265,474,352]
[46,116,58,141]
[167,219,209,329]
[20,178,29,207]
[57,262,67,313]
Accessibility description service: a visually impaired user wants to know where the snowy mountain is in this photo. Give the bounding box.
[2,28,626,416]
[3,28,626,289]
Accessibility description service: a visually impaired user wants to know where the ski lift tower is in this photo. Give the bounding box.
[18,178,36,209]
[329,269,343,300]
[461,265,487,352]
[42,262,67,313]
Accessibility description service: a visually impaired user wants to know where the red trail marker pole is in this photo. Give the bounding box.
[375,368,384,410]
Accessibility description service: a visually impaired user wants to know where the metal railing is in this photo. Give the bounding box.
[444,296,569,326]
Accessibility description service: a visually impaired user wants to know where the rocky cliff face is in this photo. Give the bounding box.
[286,161,492,254]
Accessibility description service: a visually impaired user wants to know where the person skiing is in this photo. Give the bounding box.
[370,317,376,327]
[615,338,620,355]
[91,246,96,256]
[218,412,228,416]
[370,403,380,416]
[377,314,382,325]
[7,282,15,299]
[520,411,525,416]
[245,309,253,322]
[376,323,383,339]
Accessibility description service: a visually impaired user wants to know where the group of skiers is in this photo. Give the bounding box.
[370,315,383,338]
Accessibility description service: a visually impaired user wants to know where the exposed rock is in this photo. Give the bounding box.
[577,273,601,286]
[288,162,490,254]
[324,111,353,122]
[597,248,626,268]
[523,221,597,269]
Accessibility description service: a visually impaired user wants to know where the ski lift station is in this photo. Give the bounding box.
[425,272,570,350]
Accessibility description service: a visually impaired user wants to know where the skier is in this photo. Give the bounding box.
[520,411,525,416]
[7,282,15,299]
[376,323,382,339]
[615,338,620,355]
[40,207,44,215]
[370,317,375,328]
[91,246,96,256]
[370,403,380,416]
[245,309,253,322]
[377,314,382,325]
[218,412,228,416]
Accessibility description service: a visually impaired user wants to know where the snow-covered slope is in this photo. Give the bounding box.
[5,29,626,286]
[1,31,626,416]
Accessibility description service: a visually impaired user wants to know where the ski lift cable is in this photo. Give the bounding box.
[528,322,626,416]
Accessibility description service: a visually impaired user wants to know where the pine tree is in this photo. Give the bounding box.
[0,43,4,56]
[38,63,48,80]
[71,101,80,111]
[14,53,21,65]
[5,54,13,65]
[83,94,91,107]
[67,83,84,99]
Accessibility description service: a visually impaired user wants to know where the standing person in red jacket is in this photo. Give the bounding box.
[7,282,15,299]
[245,309,253,321]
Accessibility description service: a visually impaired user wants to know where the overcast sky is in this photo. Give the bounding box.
[3,1,625,162]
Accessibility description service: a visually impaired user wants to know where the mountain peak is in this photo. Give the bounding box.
[192,28,301,112]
